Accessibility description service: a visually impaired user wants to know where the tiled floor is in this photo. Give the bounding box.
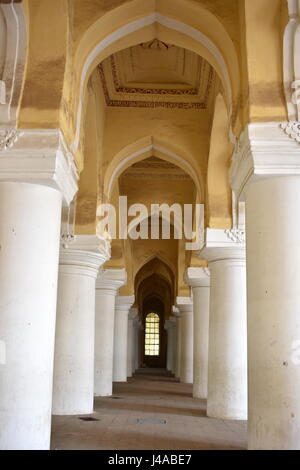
[51,369,247,450]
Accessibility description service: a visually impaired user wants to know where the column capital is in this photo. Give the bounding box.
[199,228,245,263]
[176,297,193,315]
[185,267,210,288]
[128,307,138,320]
[115,296,135,312]
[0,129,79,205]
[165,318,177,330]
[59,235,110,278]
[96,268,126,293]
[229,122,300,200]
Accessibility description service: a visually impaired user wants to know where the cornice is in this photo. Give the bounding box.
[184,267,210,288]
[96,268,127,291]
[0,129,78,205]
[59,235,111,278]
[199,228,245,263]
[176,296,193,315]
[115,295,135,311]
[229,122,300,200]
[128,307,139,320]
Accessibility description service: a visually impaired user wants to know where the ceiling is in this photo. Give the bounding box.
[99,40,218,109]
[120,156,192,180]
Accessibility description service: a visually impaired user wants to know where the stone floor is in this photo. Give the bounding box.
[51,369,247,450]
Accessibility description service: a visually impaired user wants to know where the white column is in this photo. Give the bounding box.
[165,318,176,373]
[173,307,181,379]
[230,123,300,449]
[0,130,78,450]
[113,296,134,382]
[134,319,142,372]
[127,308,138,378]
[185,268,210,399]
[172,317,178,375]
[200,229,247,420]
[52,235,109,415]
[176,297,193,384]
[94,269,126,397]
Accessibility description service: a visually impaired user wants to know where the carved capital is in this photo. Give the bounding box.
[281,121,300,143]
[0,128,20,151]
[225,228,245,244]
[229,123,300,200]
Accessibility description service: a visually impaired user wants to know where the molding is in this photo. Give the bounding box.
[0,129,78,205]
[229,122,300,201]
[199,228,245,263]
[96,268,127,291]
[176,296,193,314]
[115,296,135,311]
[98,52,215,109]
[184,267,210,288]
[59,235,111,278]
[165,318,176,330]
[128,307,138,320]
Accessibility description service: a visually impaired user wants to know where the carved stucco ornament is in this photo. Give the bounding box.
[281,122,300,144]
[0,128,20,151]
[224,228,245,244]
[60,233,76,249]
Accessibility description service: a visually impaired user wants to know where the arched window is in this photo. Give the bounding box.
[144,313,160,356]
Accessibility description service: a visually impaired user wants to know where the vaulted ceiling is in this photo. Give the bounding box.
[99,40,218,109]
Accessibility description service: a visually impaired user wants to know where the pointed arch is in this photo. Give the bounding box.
[70,0,240,152]
[104,136,202,202]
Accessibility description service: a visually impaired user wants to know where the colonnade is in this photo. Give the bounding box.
[1,125,300,450]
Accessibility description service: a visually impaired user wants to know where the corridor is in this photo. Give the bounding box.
[51,370,247,450]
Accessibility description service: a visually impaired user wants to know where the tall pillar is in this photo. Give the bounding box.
[165,318,176,373]
[200,229,247,420]
[52,235,110,415]
[185,268,210,399]
[176,297,193,384]
[127,308,138,378]
[134,319,142,372]
[113,296,134,382]
[230,123,300,449]
[94,269,126,396]
[172,307,181,379]
[0,130,78,449]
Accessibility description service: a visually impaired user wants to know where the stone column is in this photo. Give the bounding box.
[52,235,110,415]
[200,229,247,420]
[172,307,181,379]
[134,319,142,372]
[185,267,210,399]
[172,317,179,376]
[176,297,193,384]
[127,308,138,378]
[165,318,176,374]
[113,296,134,382]
[230,123,300,449]
[94,269,126,397]
[0,130,78,449]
